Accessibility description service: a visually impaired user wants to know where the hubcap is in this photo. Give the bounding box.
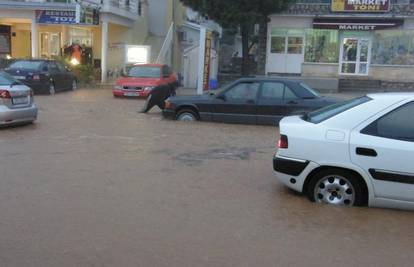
[314,175,355,206]
[178,113,195,121]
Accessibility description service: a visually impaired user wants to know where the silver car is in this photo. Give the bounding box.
[0,71,38,126]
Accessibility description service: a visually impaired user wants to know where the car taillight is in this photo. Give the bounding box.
[0,89,11,99]
[278,135,288,149]
[33,74,40,81]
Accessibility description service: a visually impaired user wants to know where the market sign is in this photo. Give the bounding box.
[331,0,390,12]
[36,10,99,25]
[313,18,403,30]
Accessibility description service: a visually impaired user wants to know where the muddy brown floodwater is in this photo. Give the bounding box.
[0,88,413,267]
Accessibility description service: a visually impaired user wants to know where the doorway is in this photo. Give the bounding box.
[339,37,371,75]
[40,32,61,58]
[268,34,305,74]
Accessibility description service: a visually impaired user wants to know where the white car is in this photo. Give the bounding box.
[274,93,414,210]
[0,71,38,126]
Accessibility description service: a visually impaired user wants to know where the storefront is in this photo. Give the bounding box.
[266,0,414,82]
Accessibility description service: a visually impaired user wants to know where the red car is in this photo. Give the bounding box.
[113,64,178,98]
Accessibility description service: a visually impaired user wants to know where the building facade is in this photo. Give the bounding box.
[266,0,414,85]
[0,0,148,82]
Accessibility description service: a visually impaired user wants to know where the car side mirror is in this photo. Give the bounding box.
[216,94,226,101]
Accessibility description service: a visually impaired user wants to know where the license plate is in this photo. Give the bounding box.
[13,76,26,80]
[124,92,139,97]
[12,97,28,105]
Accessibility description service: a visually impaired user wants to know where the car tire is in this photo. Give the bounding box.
[176,109,198,122]
[306,169,365,207]
[49,82,56,95]
[71,80,77,91]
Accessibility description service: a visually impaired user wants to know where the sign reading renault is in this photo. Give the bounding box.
[332,0,390,12]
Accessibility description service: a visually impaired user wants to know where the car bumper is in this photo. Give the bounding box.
[20,80,49,94]
[112,89,151,98]
[162,109,176,120]
[0,104,38,126]
[273,154,319,193]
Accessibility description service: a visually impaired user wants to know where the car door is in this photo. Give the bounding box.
[256,82,284,125]
[48,62,64,91]
[212,81,260,124]
[350,101,414,203]
[256,82,308,125]
[56,62,71,90]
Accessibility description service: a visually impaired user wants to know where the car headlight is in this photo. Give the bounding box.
[113,85,123,90]
[143,86,154,91]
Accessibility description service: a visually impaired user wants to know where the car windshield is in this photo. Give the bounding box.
[0,71,18,85]
[9,61,43,70]
[304,96,372,124]
[128,66,161,78]
[299,83,320,98]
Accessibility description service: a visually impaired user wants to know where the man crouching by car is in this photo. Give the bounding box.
[140,84,176,113]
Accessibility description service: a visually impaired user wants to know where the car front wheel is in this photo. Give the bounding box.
[176,109,198,122]
[306,169,365,207]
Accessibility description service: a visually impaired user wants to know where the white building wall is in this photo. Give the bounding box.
[148,0,168,36]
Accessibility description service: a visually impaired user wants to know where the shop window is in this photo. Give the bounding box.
[271,36,285,53]
[304,29,339,63]
[372,30,414,65]
[138,0,142,16]
[287,37,303,54]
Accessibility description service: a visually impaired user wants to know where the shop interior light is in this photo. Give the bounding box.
[70,58,80,66]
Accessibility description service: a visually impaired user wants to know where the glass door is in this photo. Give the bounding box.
[40,32,61,58]
[340,37,371,75]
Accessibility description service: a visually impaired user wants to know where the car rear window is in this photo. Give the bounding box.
[128,66,161,78]
[304,96,372,124]
[0,71,16,85]
[9,61,43,70]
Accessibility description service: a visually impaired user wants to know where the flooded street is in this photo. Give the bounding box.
[0,88,413,266]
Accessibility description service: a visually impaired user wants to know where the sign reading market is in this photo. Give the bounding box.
[331,0,390,12]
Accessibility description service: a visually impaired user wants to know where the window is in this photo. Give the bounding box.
[56,62,67,72]
[225,82,260,101]
[287,37,303,54]
[271,37,285,53]
[304,29,339,63]
[49,62,59,72]
[261,82,284,99]
[304,96,371,124]
[284,87,298,100]
[138,0,142,16]
[9,61,42,70]
[362,102,414,142]
[128,66,161,78]
[0,71,17,85]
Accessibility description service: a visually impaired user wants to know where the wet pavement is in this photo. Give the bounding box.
[0,88,413,267]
